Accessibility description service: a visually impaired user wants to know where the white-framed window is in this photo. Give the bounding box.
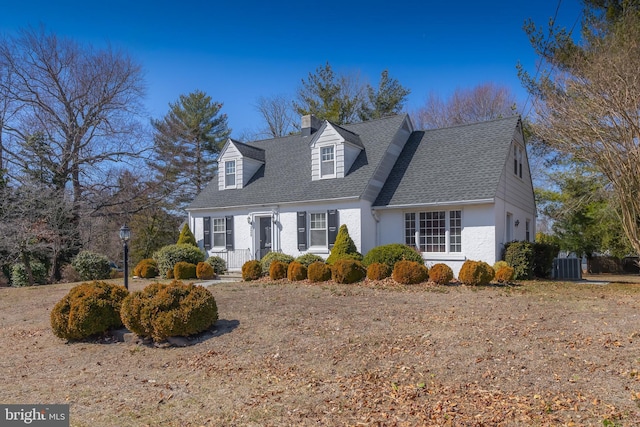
[506,213,513,242]
[513,145,523,178]
[213,218,226,247]
[320,146,335,177]
[525,219,531,242]
[405,210,462,253]
[309,212,327,247]
[225,160,236,187]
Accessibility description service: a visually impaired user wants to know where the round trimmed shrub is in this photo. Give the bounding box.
[50,281,128,341]
[363,244,424,269]
[242,260,262,281]
[205,256,227,275]
[11,261,48,286]
[287,261,307,281]
[458,260,494,286]
[295,253,326,267]
[493,260,509,272]
[120,281,218,342]
[308,261,332,282]
[495,266,515,283]
[269,261,288,280]
[332,259,366,284]
[366,262,391,281]
[133,259,159,279]
[428,263,454,285]
[153,244,205,279]
[71,251,111,281]
[392,260,429,285]
[259,252,294,274]
[174,262,197,279]
[196,262,216,280]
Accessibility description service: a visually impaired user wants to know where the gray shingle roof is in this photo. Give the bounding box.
[188,114,408,210]
[230,138,265,162]
[332,123,364,148]
[374,115,521,207]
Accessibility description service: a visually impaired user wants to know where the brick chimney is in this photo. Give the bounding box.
[301,114,322,137]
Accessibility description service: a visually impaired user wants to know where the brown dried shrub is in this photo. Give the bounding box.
[428,263,454,285]
[287,261,307,281]
[366,262,391,280]
[392,260,429,285]
[307,261,332,282]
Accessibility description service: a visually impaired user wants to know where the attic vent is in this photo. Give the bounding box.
[301,114,322,137]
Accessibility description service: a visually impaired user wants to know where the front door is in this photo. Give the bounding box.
[258,217,272,260]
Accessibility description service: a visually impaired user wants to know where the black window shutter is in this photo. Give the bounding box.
[225,216,234,250]
[203,217,211,250]
[327,209,338,248]
[297,211,307,251]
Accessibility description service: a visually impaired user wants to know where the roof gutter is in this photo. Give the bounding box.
[372,198,495,210]
[186,196,361,212]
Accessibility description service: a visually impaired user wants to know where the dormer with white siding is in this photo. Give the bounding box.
[309,121,364,181]
[217,138,265,190]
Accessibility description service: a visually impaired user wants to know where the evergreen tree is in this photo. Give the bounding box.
[177,223,197,247]
[150,90,230,210]
[326,225,362,264]
[360,70,411,121]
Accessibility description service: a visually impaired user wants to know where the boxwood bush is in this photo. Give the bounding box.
[153,244,205,278]
[174,262,197,280]
[269,261,288,280]
[71,251,112,281]
[392,260,429,285]
[205,256,227,275]
[196,262,215,280]
[307,261,332,282]
[259,252,294,274]
[363,244,424,269]
[331,259,366,284]
[120,281,218,342]
[133,259,159,279]
[295,253,325,267]
[366,262,391,280]
[458,260,494,286]
[287,261,307,281]
[428,263,454,285]
[242,260,262,281]
[50,281,128,341]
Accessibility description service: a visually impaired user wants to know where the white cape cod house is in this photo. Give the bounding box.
[186,114,536,276]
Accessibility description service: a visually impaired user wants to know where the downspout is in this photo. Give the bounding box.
[371,208,380,248]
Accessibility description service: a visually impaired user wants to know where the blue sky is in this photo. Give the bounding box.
[0,0,583,139]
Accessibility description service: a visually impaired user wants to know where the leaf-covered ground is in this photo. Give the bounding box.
[1,278,639,426]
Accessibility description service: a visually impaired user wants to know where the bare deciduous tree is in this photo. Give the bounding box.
[255,94,296,138]
[414,83,517,129]
[524,11,640,257]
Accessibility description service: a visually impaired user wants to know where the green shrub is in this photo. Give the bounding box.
[331,259,366,284]
[295,253,326,267]
[307,261,332,282]
[493,260,509,271]
[326,225,363,264]
[269,261,288,280]
[196,262,215,280]
[174,262,197,279]
[11,261,47,286]
[153,244,205,278]
[363,243,424,269]
[177,223,197,246]
[428,263,454,285]
[504,241,534,280]
[71,251,111,281]
[120,281,218,342]
[495,266,515,283]
[392,260,429,285]
[287,261,307,281]
[259,252,294,274]
[50,281,128,341]
[458,260,494,286]
[242,260,262,281]
[533,242,560,278]
[133,259,159,279]
[205,256,227,275]
[366,262,391,280]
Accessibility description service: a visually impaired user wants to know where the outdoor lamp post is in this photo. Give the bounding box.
[119,224,131,290]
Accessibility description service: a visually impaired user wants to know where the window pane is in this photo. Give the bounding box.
[213,218,225,247]
[225,161,235,186]
[310,213,327,246]
[449,210,461,252]
[419,211,446,252]
[405,213,416,247]
[321,146,334,176]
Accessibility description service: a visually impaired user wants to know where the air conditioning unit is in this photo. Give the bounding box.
[552,258,582,280]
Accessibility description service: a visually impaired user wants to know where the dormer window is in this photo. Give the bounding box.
[321,146,335,178]
[225,160,236,187]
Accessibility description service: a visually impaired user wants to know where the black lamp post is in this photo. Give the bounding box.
[119,224,131,290]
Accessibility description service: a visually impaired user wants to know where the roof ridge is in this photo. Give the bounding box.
[422,114,520,132]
